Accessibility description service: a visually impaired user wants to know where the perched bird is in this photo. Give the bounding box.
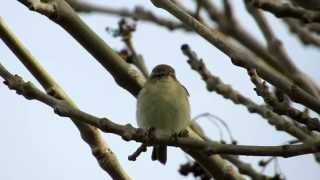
[136,64,191,164]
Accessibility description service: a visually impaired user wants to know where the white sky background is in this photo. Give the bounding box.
[0,0,319,180]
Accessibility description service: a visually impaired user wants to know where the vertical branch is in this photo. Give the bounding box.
[116,19,149,77]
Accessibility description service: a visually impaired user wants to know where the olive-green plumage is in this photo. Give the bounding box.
[137,64,191,164]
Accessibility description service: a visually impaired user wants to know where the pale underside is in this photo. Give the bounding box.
[137,76,191,134]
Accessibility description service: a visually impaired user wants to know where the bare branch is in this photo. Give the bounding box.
[181,44,310,141]
[222,155,271,180]
[0,17,131,180]
[128,143,147,161]
[245,1,320,100]
[200,0,320,99]
[115,19,149,78]
[250,0,320,23]
[150,0,320,114]
[1,65,320,158]
[285,18,320,47]
[17,0,145,97]
[14,2,245,179]
[199,0,286,79]
[65,0,189,31]
[248,69,320,132]
[290,0,320,11]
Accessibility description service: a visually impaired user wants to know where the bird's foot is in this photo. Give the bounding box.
[147,127,156,141]
[170,129,188,143]
[178,129,189,137]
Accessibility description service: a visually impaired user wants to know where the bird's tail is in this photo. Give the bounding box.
[152,145,167,164]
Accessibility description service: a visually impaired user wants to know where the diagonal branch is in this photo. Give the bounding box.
[198,0,287,81]
[150,0,320,114]
[250,0,320,23]
[244,0,320,99]
[199,0,320,99]
[0,17,131,180]
[285,18,320,47]
[248,69,320,132]
[181,44,310,141]
[222,155,271,180]
[18,0,145,97]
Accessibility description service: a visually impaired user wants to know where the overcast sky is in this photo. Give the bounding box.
[0,1,319,180]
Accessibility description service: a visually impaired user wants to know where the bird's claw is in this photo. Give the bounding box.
[178,129,189,137]
[147,127,156,140]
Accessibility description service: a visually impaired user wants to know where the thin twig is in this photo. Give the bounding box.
[65,0,189,31]
[128,143,148,161]
[248,69,320,132]
[115,19,149,77]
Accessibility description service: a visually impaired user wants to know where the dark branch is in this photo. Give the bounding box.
[250,0,320,23]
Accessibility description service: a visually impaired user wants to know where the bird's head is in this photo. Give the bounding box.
[150,64,176,79]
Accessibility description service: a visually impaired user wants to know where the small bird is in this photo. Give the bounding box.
[136,64,191,164]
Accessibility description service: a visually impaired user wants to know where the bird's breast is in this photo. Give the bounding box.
[136,78,190,133]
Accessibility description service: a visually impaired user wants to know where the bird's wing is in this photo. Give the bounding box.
[181,84,190,97]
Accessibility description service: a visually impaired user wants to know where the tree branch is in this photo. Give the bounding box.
[248,69,320,132]
[0,17,131,180]
[198,0,320,100]
[1,64,320,158]
[245,0,320,99]
[285,18,320,47]
[250,0,320,23]
[18,0,145,97]
[181,44,311,141]
[65,0,189,31]
[198,0,288,82]
[14,1,247,179]
[150,0,320,114]
[222,155,271,180]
